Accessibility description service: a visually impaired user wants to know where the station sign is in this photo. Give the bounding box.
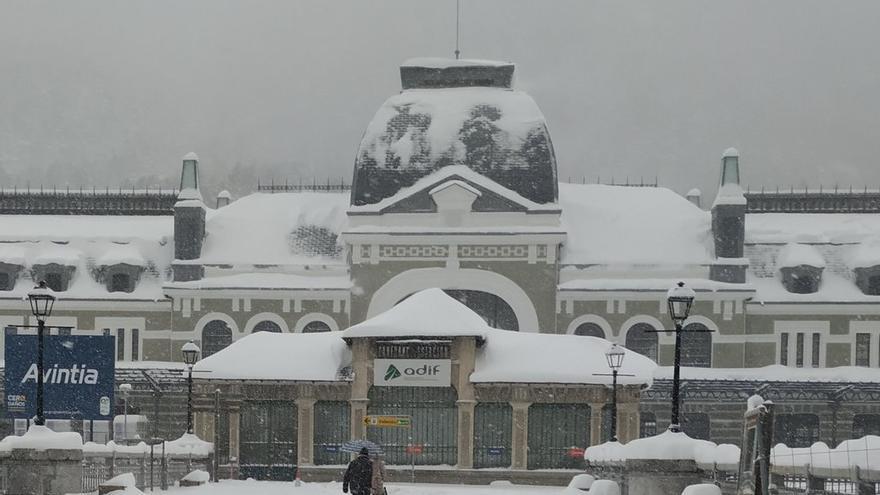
[373,358,451,387]
[5,334,115,420]
[363,415,412,427]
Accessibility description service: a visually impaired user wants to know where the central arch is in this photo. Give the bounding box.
[367,267,540,332]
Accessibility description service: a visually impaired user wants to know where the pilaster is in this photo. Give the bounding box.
[296,398,317,466]
[510,401,530,470]
[456,400,476,468]
[589,402,605,445]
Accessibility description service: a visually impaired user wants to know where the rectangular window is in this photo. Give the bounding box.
[780,333,789,366]
[796,333,804,367]
[116,328,125,361]
[0,272,10,291]
[131,329,139,361]
[102,328,110,337]
[811,333,820,367]
[856,333,871,367]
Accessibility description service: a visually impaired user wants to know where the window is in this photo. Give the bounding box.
[45,272,64,292]
[110,273,131,293]
[852,414,880,438]
[302,321,331,333]
[681,323,712,367]
[780,333,789,365]
[856,333,871,366]
[683,413,711,440]
[640,412,657,438]
[442,289,518,331]
[869,275,880,295]
[253,320,282,333]
[0,272,10,291]
[116,328,125,361]
[795,333,804,367]
[202,321,233,358]
[131,329,139,361]
[625,323,658,362]
[811,333,820,367]
[574,322,605,338]
[774,414,819,448]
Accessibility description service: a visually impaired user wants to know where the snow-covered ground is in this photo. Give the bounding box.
[160,480,560,495]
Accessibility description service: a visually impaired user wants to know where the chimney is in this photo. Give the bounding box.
[710,148,747,283]
[173,152,205,282]
[685,188,702,209]
[216,190,232,208]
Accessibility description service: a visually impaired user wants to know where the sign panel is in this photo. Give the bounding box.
[5,334,115,420]
[364,415,412,428]
[373,359,451,387]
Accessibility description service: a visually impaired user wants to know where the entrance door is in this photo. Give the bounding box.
[367,386,457,465]
[239,401,297,480]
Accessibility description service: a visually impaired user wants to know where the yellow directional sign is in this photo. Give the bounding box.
[363,415,412,427]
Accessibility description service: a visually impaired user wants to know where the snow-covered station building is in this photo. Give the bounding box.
[1,58,880,478]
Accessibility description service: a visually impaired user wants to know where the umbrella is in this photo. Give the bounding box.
[341,439,383,455]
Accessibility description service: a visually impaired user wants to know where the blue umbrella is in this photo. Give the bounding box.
[341,439,383,455]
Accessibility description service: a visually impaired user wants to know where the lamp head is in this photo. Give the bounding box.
[605,343,625,370]
[666,281,695,324]
[181,340,200,366]
[27,280,56,319]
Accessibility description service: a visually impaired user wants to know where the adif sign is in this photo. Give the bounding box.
[374,359,451,387]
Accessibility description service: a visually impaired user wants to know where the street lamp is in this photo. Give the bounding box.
[27,280,56,426]
[605,344,625,442]
[666,281,695,433]
[119,383,132,443]
[181,340,200,434]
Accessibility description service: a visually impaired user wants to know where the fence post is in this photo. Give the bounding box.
[139,453,146,489]
[854,466,876,495]
[161,444,168,490]
[110,451,116,478]
[806,464,824,494]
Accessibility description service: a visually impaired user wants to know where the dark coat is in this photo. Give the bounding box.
[343,454,373,494]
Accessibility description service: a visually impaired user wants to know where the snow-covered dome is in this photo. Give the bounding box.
[351,58,558,207]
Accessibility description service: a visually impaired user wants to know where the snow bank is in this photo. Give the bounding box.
[181,469,210,482]
[559,183,712,266]
[472,331,655,385]
[776,243,825,268]
[682,484,722,495]
[585,431,739,470]
[401,57,513,68]
[165,433,213,456]
[344,288,492,339]
[0,425,83,451]
[746,213,880,244]
[193,331,351,382]
[589,480,621,495]
[199,192,349,266]
[771,436,880,473]
[105,472,137,488]
[849,241,880,269]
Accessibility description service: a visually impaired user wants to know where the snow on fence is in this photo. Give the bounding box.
[80,440,213,492]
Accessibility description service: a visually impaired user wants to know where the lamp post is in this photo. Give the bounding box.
[605,344,625,442]
[27,281,56,426]
[181,341,200,434]
[666,281,695,433]
[119,383,132,443]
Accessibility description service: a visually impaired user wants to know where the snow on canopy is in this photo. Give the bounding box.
[776,243,826,268]
[558,183,712,266]
[0,425,83,451]
[771,436,880,473]
[192,331,352,381]
[471,332,655,386]
[352,84,557,206]
[343,288,492,339]
[199,192,349,266]
[585,430,739,469]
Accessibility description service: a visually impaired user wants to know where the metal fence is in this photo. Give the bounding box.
[80,451,211,493]
[473,403,512,469]
[527,403,590,470]
[314,401,351,466]
[239,400,298,481]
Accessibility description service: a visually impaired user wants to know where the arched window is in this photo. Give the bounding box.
[45,272,64,292]
[681,323,712,367]
[574,322,605,338]
[640,411,657,438]
[253,321,282,333]
[302,321,331,333]
[442,289,519,331]
[774,414,819,447]
[202,320,233,358]
[625,323,658,361]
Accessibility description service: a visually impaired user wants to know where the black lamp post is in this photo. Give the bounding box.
[666,281,695,433]
[605,344,625,442]
[181,340,200,434]
[27,281,56,426]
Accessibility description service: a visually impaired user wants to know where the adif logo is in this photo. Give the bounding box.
[384,364,402,381]
[20,364,99,385]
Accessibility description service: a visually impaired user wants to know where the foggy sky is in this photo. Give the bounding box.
[2,0,880,201]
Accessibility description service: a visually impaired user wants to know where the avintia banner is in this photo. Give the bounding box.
[373,358,451,387]
[5,334,115,420]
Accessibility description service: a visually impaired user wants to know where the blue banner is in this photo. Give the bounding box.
[5,334,115,420]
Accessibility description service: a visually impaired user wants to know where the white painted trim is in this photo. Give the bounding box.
[850,321,880,367]
[193,312,240,337]
[293,313,340,333]
[243,312,290,334]
[566,314,613,340]
[366,267,541,332]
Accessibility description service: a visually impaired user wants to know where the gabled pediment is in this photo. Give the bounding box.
[349,165,560,216]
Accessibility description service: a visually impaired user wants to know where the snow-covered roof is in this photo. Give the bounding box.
[559,277,753,293]
[776,243,825,268]
[352,84,557,206]
[586,430,739,469]
[199,192,349,266]
[558,184,712,266]
[343,288,492,339]
[183,152,199,161]
[472,331,655,386]
[722,147,739,158]
[850,241,880,269]
[165,272,351,291]
[193,331,352,382]
[401,57,513,68]
[749,272,880,303]
[0,425,83,452]
[654,364,880,382]
[97,243,146,267]
[746,213,880,244]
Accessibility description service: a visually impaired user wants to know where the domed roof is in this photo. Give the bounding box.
[351,59,558,206]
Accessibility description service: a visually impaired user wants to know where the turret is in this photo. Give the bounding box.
[710,148,747,283]
[172,152,206,282]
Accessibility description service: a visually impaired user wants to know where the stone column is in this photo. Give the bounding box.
[350,338,373,440]
[228,409,240,464]
[7,447,83,495]
[589,402,606,445]
[456,400,476,468]
[296,398,317,466]
[617,401,640,443]
[194,411,214,442]
[510,401,530,469]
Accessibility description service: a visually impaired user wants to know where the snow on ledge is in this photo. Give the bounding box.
[776,243,826,269]
[0,425,83,451]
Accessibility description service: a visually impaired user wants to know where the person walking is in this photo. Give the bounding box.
[371,454,387,495]
[343,447,373,495]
